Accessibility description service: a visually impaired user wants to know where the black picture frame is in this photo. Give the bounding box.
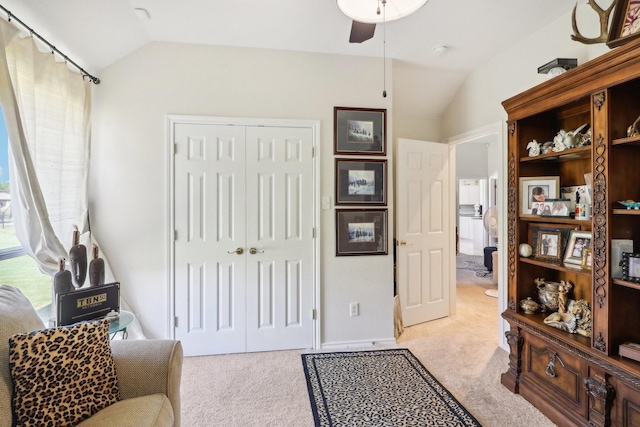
[334,107,386,155]
[607,0,640,48]
[336,209,387,256]
[621,252,640,283]
[335,158,387,205]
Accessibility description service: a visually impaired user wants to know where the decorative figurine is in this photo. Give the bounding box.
[526,139,540,157]
[541,141,554,154]
[628,114,640,137]
[69,227,87,288]
[552,130,568,152]
[53,258,74,294]
[89,244,105,287]
[543,299,591,337]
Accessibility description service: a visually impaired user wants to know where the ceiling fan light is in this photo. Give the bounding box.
[337,0,428,23]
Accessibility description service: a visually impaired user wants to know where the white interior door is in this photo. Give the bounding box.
[396,138,452,326]
[173,120,315,356]
[245,126,314,352]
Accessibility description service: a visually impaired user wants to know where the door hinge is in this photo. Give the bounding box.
[174,230,178,241]
[312,147,315,158]
[312,227,316,238]
[174,143,178,155]
[174,316,178,327]
[312,309,316,320]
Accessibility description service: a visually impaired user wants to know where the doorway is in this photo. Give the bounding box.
[169,116,319,356]
[444,122,508,350]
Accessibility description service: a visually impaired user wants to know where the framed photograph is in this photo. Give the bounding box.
[621,252,640,283]
[519,176,559,216]
[582,248,593,270]
[564,230,592,265]
[336,209,387,256]
[529,223,577,259]
[538,199,571,217]
[334,107,386,155]
[607,0,640,48]
[335,159,386,205]
[535,230,564,263]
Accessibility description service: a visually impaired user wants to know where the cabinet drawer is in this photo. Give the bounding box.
[522,332,588,416]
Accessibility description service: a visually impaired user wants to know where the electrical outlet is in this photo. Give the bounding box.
[350,302,359,317]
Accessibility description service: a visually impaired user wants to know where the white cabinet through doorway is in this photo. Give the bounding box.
[171,118,317,356]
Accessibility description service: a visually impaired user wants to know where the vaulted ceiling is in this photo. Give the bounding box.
[1,0,583,119]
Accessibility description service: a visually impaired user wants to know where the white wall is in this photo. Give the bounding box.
[456,143,488,179]
[441,9,609,138]
[90,42,395,344]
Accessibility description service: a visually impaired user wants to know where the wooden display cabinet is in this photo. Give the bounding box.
[501,39,640,427]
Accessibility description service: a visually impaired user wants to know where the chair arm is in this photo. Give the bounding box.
[110,339,183,427]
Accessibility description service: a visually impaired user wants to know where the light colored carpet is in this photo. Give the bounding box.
[180,254,556,426]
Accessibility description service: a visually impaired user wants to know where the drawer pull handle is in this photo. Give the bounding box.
[545,361,556,378]
[545,351,565,378]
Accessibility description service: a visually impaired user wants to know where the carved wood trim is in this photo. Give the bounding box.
[593,133,607,311]
[509,122,516,136]
[505,328,523,386]
[502,312,640,389]
[593,92,606,111]
[585,374,615,427]
[508,152,517,279]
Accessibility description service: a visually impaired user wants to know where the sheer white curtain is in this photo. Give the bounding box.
[0,20,145,339]
[0,20,89,274]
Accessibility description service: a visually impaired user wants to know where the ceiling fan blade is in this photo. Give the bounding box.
[349,20,376,43]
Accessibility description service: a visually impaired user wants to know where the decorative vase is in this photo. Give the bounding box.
[535,278,572,312]
[89,244,105,287]
[53,258,74,294]
[69,228,87,288]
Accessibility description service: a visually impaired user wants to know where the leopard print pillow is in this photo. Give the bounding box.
[8,319,120,427]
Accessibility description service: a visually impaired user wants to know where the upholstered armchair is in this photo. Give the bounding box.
[0,285,183,427]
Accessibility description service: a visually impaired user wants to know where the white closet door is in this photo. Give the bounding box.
[174,123,247,356]
[174,121,315,356]
[244,126,315,352]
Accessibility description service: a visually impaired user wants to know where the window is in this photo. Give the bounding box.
[0,109,51,310]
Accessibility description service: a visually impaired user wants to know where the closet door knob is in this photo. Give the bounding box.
[227,248,244,255]
[249,248,264,255]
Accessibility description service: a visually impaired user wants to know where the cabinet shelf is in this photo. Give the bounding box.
[506,311,592,348]
[613,208,640,215]
[520,145,591,163]
[613,278,640,291]
[520,256,592,277]
[519,216,591,227]
[612,135,640,146]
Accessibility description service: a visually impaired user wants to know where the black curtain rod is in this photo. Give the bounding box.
[0,5,100,84]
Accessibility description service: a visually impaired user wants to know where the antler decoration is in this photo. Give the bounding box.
[571,0,615,44]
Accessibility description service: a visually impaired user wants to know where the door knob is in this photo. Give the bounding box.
[398,240,414,247]
[227,248,244,255]
[249,248,265,255]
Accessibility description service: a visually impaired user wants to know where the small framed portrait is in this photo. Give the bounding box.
[621,252,640,283]
[334,107,386,155]
[582,248,593,270]
[336,209,387,256]
[535,230,564,263]
[539,199,571,217]
[607,0,640,48]
[564,230,592,265]
[529,223,576,258]
[519,176,559,217]
[335,159,387,205]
